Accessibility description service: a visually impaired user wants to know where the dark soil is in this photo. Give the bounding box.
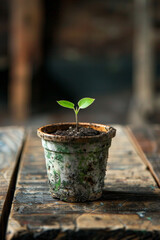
[54,126,102,137]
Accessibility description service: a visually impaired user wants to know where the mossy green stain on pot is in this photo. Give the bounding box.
[38,122,116,202]
[53,170,61,191]
[46,151,52,159]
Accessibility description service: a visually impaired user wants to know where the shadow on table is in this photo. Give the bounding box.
[102,189,160,202]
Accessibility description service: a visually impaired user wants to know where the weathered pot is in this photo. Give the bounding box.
[37,122,116,202]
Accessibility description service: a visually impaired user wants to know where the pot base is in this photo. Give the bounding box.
[51,191,102,203]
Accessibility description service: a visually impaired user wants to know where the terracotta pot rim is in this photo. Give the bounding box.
[37,122,116,143]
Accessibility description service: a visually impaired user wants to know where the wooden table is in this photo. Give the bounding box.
[0,125,160,240]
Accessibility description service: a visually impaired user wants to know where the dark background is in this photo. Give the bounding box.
[0,0,160,126]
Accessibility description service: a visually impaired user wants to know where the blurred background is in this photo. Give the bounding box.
[0,0,160,127]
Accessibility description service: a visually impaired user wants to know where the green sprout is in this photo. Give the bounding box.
[57,97,95,130]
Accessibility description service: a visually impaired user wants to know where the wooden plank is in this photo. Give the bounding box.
[128,125,160,188]
[7,126,160,239]
[0,127,25,239]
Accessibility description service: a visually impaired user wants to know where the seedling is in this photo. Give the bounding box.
[57,98,95,130]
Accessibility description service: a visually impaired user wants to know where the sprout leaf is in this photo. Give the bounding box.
[78,98,95,109]
[57,100,74,109]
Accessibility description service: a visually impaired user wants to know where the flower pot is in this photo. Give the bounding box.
[37,122,116,202]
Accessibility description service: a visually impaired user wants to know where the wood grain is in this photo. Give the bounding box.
[7,126,160,239]
[128,125,160,188]
[0,127,25,239]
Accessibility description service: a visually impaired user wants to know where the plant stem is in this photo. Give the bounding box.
[74,107,79,131]
[75,112,78,131]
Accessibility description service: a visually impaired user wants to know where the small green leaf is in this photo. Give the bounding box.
[57,100,74,109]
[78,98,95,109]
